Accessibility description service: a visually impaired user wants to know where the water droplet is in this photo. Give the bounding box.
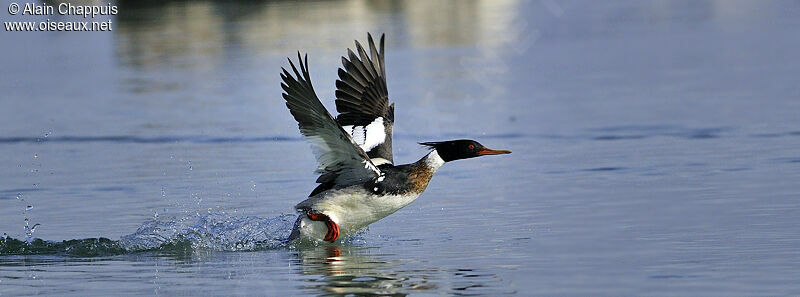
[26,205,33,211]
[23,218,40,244]
[33,153,38,158]
[15,193,22,200]
[191,192,202,204]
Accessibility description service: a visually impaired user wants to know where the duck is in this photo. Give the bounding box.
[281,33,511,243]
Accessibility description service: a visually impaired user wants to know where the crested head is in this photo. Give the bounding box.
[420,139,511,162]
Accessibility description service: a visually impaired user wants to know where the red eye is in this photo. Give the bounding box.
[468,144,475,150]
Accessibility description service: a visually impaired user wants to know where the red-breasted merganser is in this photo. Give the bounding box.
[282,34,511,243]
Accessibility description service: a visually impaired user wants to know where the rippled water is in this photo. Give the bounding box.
[2,0,800,295]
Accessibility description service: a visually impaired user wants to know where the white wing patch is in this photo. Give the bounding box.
[306,134,380,178]
[342,117,386,153]
[370,157,392,166]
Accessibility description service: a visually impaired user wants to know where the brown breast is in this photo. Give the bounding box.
[407,163,435,194]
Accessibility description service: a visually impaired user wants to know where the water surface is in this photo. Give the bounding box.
[2,0,800,295]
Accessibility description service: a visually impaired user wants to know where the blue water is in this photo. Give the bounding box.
[2,0,800,295]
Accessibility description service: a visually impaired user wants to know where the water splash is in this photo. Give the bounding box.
[23,218,40,244]
[119,212,297,252]
[21,195,39,244]
[1,213,300,256]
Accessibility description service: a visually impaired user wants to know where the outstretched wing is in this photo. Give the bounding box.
[280,53,381,188]
[335,33,394,166]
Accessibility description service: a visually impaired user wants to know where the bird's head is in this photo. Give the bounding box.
[420,139,511,162]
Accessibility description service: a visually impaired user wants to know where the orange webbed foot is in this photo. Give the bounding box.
[307,212,340,243]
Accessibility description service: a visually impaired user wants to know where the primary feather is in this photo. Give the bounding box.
[335,33,395,165]
[280,53,381,187]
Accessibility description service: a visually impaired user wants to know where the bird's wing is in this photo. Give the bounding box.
[335,33,394,166]
[281,53,381,187]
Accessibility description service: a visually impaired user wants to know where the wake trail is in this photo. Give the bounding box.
[1,213,299,257]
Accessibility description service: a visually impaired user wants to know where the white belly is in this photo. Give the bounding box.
[296,188,421,241]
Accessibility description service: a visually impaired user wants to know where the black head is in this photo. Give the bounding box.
[420,139,511,162]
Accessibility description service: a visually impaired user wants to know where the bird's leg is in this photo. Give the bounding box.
[307,212,340,243]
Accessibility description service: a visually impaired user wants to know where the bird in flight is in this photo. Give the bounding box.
[281,33,511,243]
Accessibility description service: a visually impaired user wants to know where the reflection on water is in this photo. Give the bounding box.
[0,235,509,296]
[110,0,525,103]
[114,0,522,64]
[296,246,417,296]
[1,216,510,295]
[293,245,510,296]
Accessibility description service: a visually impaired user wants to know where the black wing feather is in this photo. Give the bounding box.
[280,52,380,191]
[335,33,394,164]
